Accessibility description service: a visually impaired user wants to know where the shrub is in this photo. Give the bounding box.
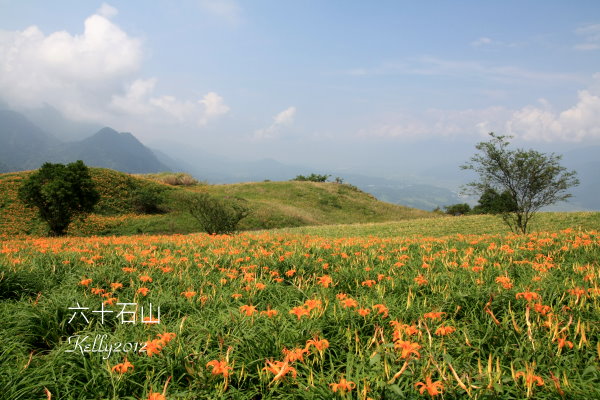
[293,173,331,182]
[18,160,99,236]
[131,185,168,214]
[174,191,249,234]
[444,203,471,216]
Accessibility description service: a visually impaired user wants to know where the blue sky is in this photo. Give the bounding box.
[1,1,600,169]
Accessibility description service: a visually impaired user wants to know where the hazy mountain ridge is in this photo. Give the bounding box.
[0,110,169,174]
[1,108,597,212]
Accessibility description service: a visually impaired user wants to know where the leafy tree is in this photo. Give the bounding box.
[18,160,99,236]
[472,187,518,214]
[174,191,248,234]
[444,203,471,216]
[461,133,579,234]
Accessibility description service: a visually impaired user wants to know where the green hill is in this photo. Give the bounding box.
[0,168,434,237]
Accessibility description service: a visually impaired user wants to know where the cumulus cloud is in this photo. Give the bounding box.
[0,10,141,116]
[506,90,600,141]
[199,92,230,124]
[0,6,229,129]
[110,80,229,126]
[254,107,296,139]
[358,77,600,143]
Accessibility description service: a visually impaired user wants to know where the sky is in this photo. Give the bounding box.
[1,0,600,173]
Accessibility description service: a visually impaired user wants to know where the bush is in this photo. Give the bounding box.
[18,160,99,236]
[444,203,471,216]
[174,191,249,234]
[131,185,167,214]
[293,173,330,182]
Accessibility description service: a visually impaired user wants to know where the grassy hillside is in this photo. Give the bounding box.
[206,181,431,229]
[0,169,433,237]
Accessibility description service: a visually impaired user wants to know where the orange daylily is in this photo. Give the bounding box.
[357,308,371,317]
[415,376,443,396]
[137,287,150,296]
[103,297,118,306]
[289,306,310,320]
[372,304,389,318]
[206,359,233,377]
[304,299,322,311]
[329,377,356,393]
[305,337,330,352]
[435,326,456,336]
[516,371,544,386]
[394,340,421,359]
[144,339,163,357]
[556,337,574,350]
[111,358,134,373]
[423,312,445,320]
[282,347,308,363]
[263,360,297,381]
[317,275,333,288]
[495,276,513,289]
[340,298,358,308]
[516,291,540,302]
[260,307,278,318]
[156,332,176,345]
[239,305,257,316]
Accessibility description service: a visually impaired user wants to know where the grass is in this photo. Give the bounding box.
[0,217,598,398]
[0,169,433,237]
[273,212,600,238]
[2,167,598,398]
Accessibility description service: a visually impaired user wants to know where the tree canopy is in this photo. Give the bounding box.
[461,133,579,234]
[18,160,99,236]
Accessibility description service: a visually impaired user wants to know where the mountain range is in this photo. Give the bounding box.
[0,109,169,174]
[1,108,597,211]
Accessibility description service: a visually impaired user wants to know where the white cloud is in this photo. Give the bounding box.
[574,23,600,51]
[357,107,511,140]
[254,107,296,139]
[198,0,242,25]
[0,9,141,119]
[200,92,230,121]
[0,7,229,130]
[358,77,600,143]
[111,81,229,126]
[97,3,118,18]
[344,56,581,84]
[471,37,492,47]
[506,90,600,141]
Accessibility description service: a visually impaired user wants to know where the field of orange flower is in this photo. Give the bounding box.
[1,228,598,399]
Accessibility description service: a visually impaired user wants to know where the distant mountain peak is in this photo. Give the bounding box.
[0,111,171,174]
